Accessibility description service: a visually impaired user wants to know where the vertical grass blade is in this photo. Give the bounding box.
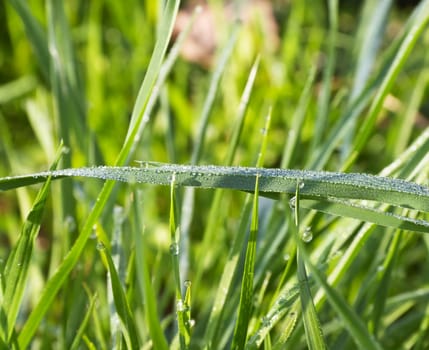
[98,243,140,349]
[231,174,260,350]
[180,23,240,284]
[133,190,169,350]
[293,182,327,350]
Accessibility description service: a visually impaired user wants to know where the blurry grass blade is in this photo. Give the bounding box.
[180,22,240,291]
[191,23,240,164]
[310,0,337,152]
[194,56,260,289]
[98,244,140,349]
[0,144,63,344]
[125,0,181,144]
[232,175,260,349]
[345,0,429,169]
[8,0,50,79]
[282,64,317,168]
[3,164,429,213]
[133,190,169,350]
[0,76,37,104]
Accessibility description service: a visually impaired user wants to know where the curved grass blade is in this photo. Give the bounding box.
[2,164,429,213]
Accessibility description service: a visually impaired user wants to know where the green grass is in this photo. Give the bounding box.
[1,0,429,349]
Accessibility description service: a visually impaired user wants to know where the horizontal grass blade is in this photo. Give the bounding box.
[2,164,429,213]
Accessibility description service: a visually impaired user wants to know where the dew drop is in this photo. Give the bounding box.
[170,243,179,256]
[301,227,313,243]
[289,196,296,210]
[176,299,184,312]
[65,216,76,232]
[96,242,106,251]
[184,280,192,288]
[261,316,271,327]
[283,253,290,262]
[187,319,196,328]
[299,181,305,189]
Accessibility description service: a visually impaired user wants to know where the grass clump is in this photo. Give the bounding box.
[1,0,429,349]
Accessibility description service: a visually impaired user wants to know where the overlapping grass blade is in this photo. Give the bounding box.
[14,1,181,347]
[231,174,260,349]
[98,243,140,349]
[0,145,62,345]
[344,0,429,169]
[294,182,327,350]
[296,223,383,350]
[193,56,260,289]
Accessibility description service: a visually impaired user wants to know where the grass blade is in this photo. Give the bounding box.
[3,164,429,213]
[0,145,63,345]
[231,174,260,350]
[98,243,140,349]
[294,182,327,350]
[133,190,169,350]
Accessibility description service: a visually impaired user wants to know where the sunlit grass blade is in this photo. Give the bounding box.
[231,174,260,349]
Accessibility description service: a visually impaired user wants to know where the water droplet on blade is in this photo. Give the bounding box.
[301,227,313,243]
[170,243,179,256]
[289,196,296,210]
[96,242,106,251]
